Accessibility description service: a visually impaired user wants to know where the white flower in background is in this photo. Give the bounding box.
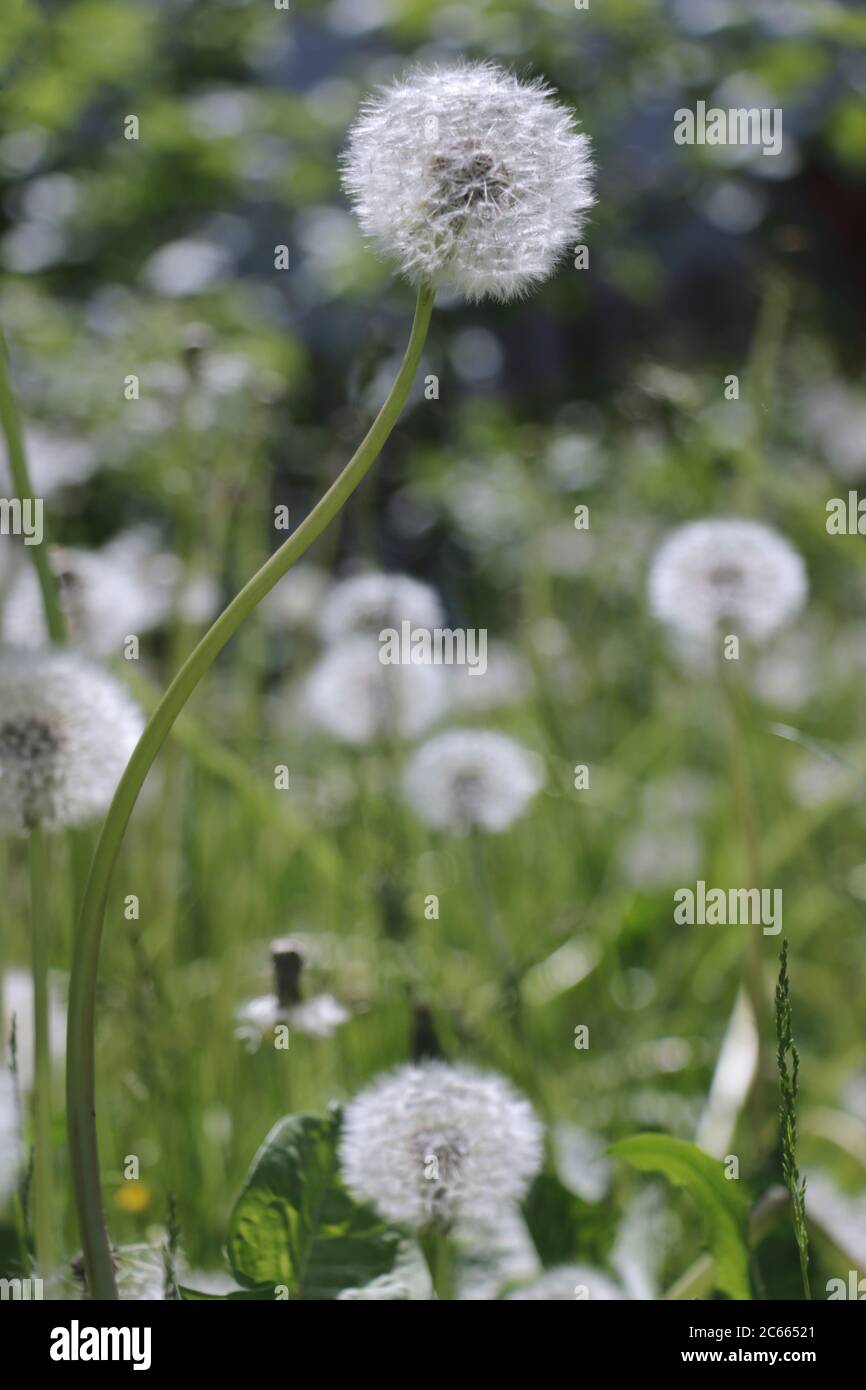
[444,456,531,554]
[234,939,349,1051]
[3,530,218,654]
[788,753,859,809]
[802,381,866,481]
[805,1174,866,1271]
[552,1124,612,1203]
[141,238,232,297]
[403,729,543,833]
[539,519,596,578]
[318,571,443,645]
[618,824,702,889]
[261,564,331,633]
[0,648,143,834]
[0,425,96,497]
[648,518,807,646]
[506,1263,627,1300]
[342,61,594,302]
[339,1061,543,1232]
[640,770,713,821]
[0,1070,20,1206]
[456,1205,541,1301]
[449,642,532,714]
[304,637,447,744]
[236,991,348,1047]
[2,966,66,1091]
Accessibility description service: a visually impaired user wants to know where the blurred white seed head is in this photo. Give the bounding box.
[234,992,349,1049]
[801,380,866,482]
[339,1060,543,1233]
[0,425,97,497]
[318,571,443,645]
[2,966,65,1090]
[262,564,332,633]
[3,529,218,655]
[449,641,532,714]
[0,648,143,834]
[304,636,447,745]
[506,1264,627,1301]
[342,61,594,303]
[648,518,807,648]
[403,728,543,833]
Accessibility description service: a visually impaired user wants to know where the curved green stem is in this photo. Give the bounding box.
[0,328,66,642]
[66,283,435,1299]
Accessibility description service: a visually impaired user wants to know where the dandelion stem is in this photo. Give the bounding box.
[66,282,436,1299]
[29,825,54,1276]
[419,1228,456,1301]
[0,328,66,643]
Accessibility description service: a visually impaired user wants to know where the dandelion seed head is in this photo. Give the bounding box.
[339,1061,543,1232]
[318,571,443,645]
[648,518,807,646]
[403,728,543,833]
[0,648,143,833]
[802,381,866,482]
[449,641,532,713]
[262,564,331,632]
[3,531,217,655]
[234,992,349,1049]
[342,61,594,303]
[0,425,97,497]
[304,637,448,745]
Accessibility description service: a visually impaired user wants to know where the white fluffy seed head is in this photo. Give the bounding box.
[0,425,96,497]
[403,728,543,833]
[342,61,594,303]
[318,571,444,645]
[506,1264,627,1301]
[234,992,349,1049]
[262,564,332,632]
[3,530,217,655]
[304,636,448,745]
[339,1060,543,1233]
[0,648,143,834]
[648,518,808,647]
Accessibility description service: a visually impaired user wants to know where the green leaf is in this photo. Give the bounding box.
[611,1134,751,1300]
[179,1285,276,1301]
[522,1172,583,1266]
[227,1112,403,1300]
[521,1172,614,1268]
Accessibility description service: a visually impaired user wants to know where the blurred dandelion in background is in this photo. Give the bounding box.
[0,648,143,833]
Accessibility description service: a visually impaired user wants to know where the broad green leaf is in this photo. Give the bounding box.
[227,1112,402,1300]
[611,1134,751,1300]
